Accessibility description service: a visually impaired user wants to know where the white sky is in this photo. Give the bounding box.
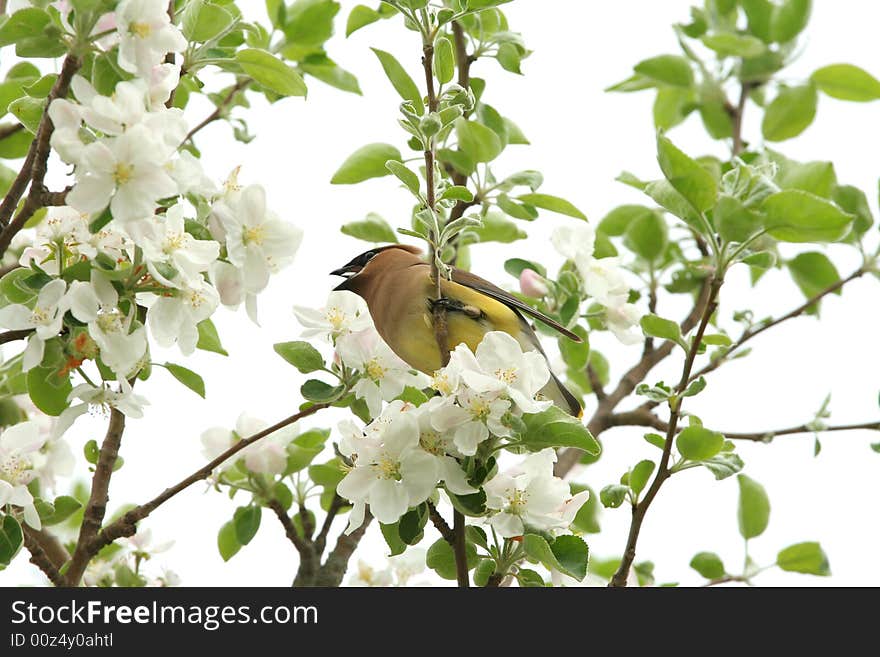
[5,0,880,587]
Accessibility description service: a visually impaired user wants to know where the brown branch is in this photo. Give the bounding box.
[23,526,67,586]
[313,513,372,587]
[184,78,251,143]
[586,364,607,401]
[0,328,32,344]
[426,499,454,543]
[66,408,126,585]
[730,82,752,157]
[703,574,749,587]
[266,498,322,587]
[453,508,469,587]
[724,420,880,442]
[0,54,81,255]
[314,495,344,555]
[610,274,724,587]
[90,403,331,564]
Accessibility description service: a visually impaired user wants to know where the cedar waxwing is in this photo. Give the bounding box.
[331,244,583,418]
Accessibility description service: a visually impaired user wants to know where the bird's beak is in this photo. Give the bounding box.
[329,265,361,277]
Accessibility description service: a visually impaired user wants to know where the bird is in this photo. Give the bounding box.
[331,244,583,417]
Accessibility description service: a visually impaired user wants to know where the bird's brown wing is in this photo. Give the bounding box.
[451,268,582,343]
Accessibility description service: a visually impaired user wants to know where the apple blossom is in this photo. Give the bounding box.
[67,271,148,377]
[606,302,643,346]
[338,401,438,530]
[293,290,373,342]
[0,279,68,371]
[0,421,49,529]
[412,397,477,493]
[116,0,187,76]
[484,449,590,538]
[53,380,150,440]
[200,413,299,476]
[145,280,220,355]
[428,389,511,456]
[519,268,549,298]
[336,328,430,417]
[139,203,220,288]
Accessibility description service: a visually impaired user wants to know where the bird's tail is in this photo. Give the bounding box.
[541,371,583,418]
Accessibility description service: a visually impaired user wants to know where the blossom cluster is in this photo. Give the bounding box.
[292,290,588,539]
[522,223,643,345]
[0,0,303,483]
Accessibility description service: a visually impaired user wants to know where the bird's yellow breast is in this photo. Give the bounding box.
[386,277,524,374]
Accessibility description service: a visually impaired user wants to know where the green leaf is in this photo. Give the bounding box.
[469,213,526,244]
[164,363,206,398]
[657,134,717,213]
[426,537,477,580]
[473,558,496,586]
[371,47,423,114]
[283,0,340,48]
[690,551,725,579]
[715,195,763,244]
[8,96,44,134]
[676,426,724,461]
[196,319,228,356]
[386,160,421,195]
[633,55,694,87]
[236,49,307,97]
[39,496,81,526]
[787,252,840,300]
[182,0,235,42]
[770,0,811,43]
[703,452,745,480]
[640,314,681,342]
[623,208,667,261]
[516,568,545,587]
[811,64,880,102]
[763,190,854,242]
[27,343,72,417]
[520,406,600,455]
[629,460,655,496]
[301,379,344,402]
[379,521,407,556]
[0,514,23,565]
[504,258,546,278]
[737,474,770,540]
[769,151,837,198]
[522,534,584,580]
[346,5,382,36]
[599,205,656,237]
[761,84,818,142]
[558,325,589,370]
[398,505,428,545]
[832,184,873,235]
[434,35,454,85]
[300,60,361,95]
[331,143,402,184]
[570,483,599,534]
[599,484,628,508]
[341,213,398,243]
[0,8,51,47]
[777,541,830,576]
[274,341,325,373]
[456,119,503,163]
[217,520,241,561]
[653,86,695,130]
[701,32,766,57]
[233,506,261,546]
[549,535,589,581]
[516,193,586,220]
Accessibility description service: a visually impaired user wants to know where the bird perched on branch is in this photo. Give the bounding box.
[331,244,583,417]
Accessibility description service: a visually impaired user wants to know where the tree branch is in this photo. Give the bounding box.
[23,526,67,586]
[66,408,126,586]
[313,513,372,587]
[724,420,880,442]
[183,78,251,143]
[89,403,331,565]
[314,495,344,556]
[0,122,23,141]
[610,274,724,587]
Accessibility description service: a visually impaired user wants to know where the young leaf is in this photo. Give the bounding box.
[761,84,818,142]
[776,541,831,576]
[217,520,241,561]
[787,252,841,300]
[426,537,477,580]
[0,514,23,565]
[196,319,228,356]
[640,314,682,342]
[233,506,262,546]
[633,54,694,87]
[516,193,587,220]
[656,135,717,213]
[346,5,382,36]
[331,143,403,184]
[811,64,880,102]
[434,35,454,84]
[549,535,589,581]
[274,341,325,373]
[164,363,206,398]
[623,209,667,261]
[236,49,307,97]
[599,484,628,508]
[690,551,725,579]
[341,213,398,243]
[763,190,854,242]
[371,47,424,114]
[629,460,656,496]
[737,474,770,540]
[519,406,600,455]
[676,426,724,461]
[456,119,503,163]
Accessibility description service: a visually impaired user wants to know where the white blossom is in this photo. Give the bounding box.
[606,302,643,346]
[139,203,220,288]
[0,422,48,529]
[484,449,589,538]
[0,279,68,371]
[293,291,372,342]
[116,0,187,76]
[53,380,149,440]
[145,280,219,355]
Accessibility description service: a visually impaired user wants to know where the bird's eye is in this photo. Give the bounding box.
[361,250,376,263]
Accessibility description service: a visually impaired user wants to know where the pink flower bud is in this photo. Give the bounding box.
[519,268,549,298]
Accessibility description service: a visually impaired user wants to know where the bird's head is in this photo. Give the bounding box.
[330,244,423,292]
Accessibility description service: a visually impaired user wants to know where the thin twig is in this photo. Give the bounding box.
[0,123,23,141]
[314,495,344,555]
[609,274,724,587]
[90,403,331,561]
[314,513,372,587]
[183,78,251,143]
[426,499,454,543]
[23,527,66,587]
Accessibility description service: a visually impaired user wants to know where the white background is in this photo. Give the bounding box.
[5,0,880,587]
